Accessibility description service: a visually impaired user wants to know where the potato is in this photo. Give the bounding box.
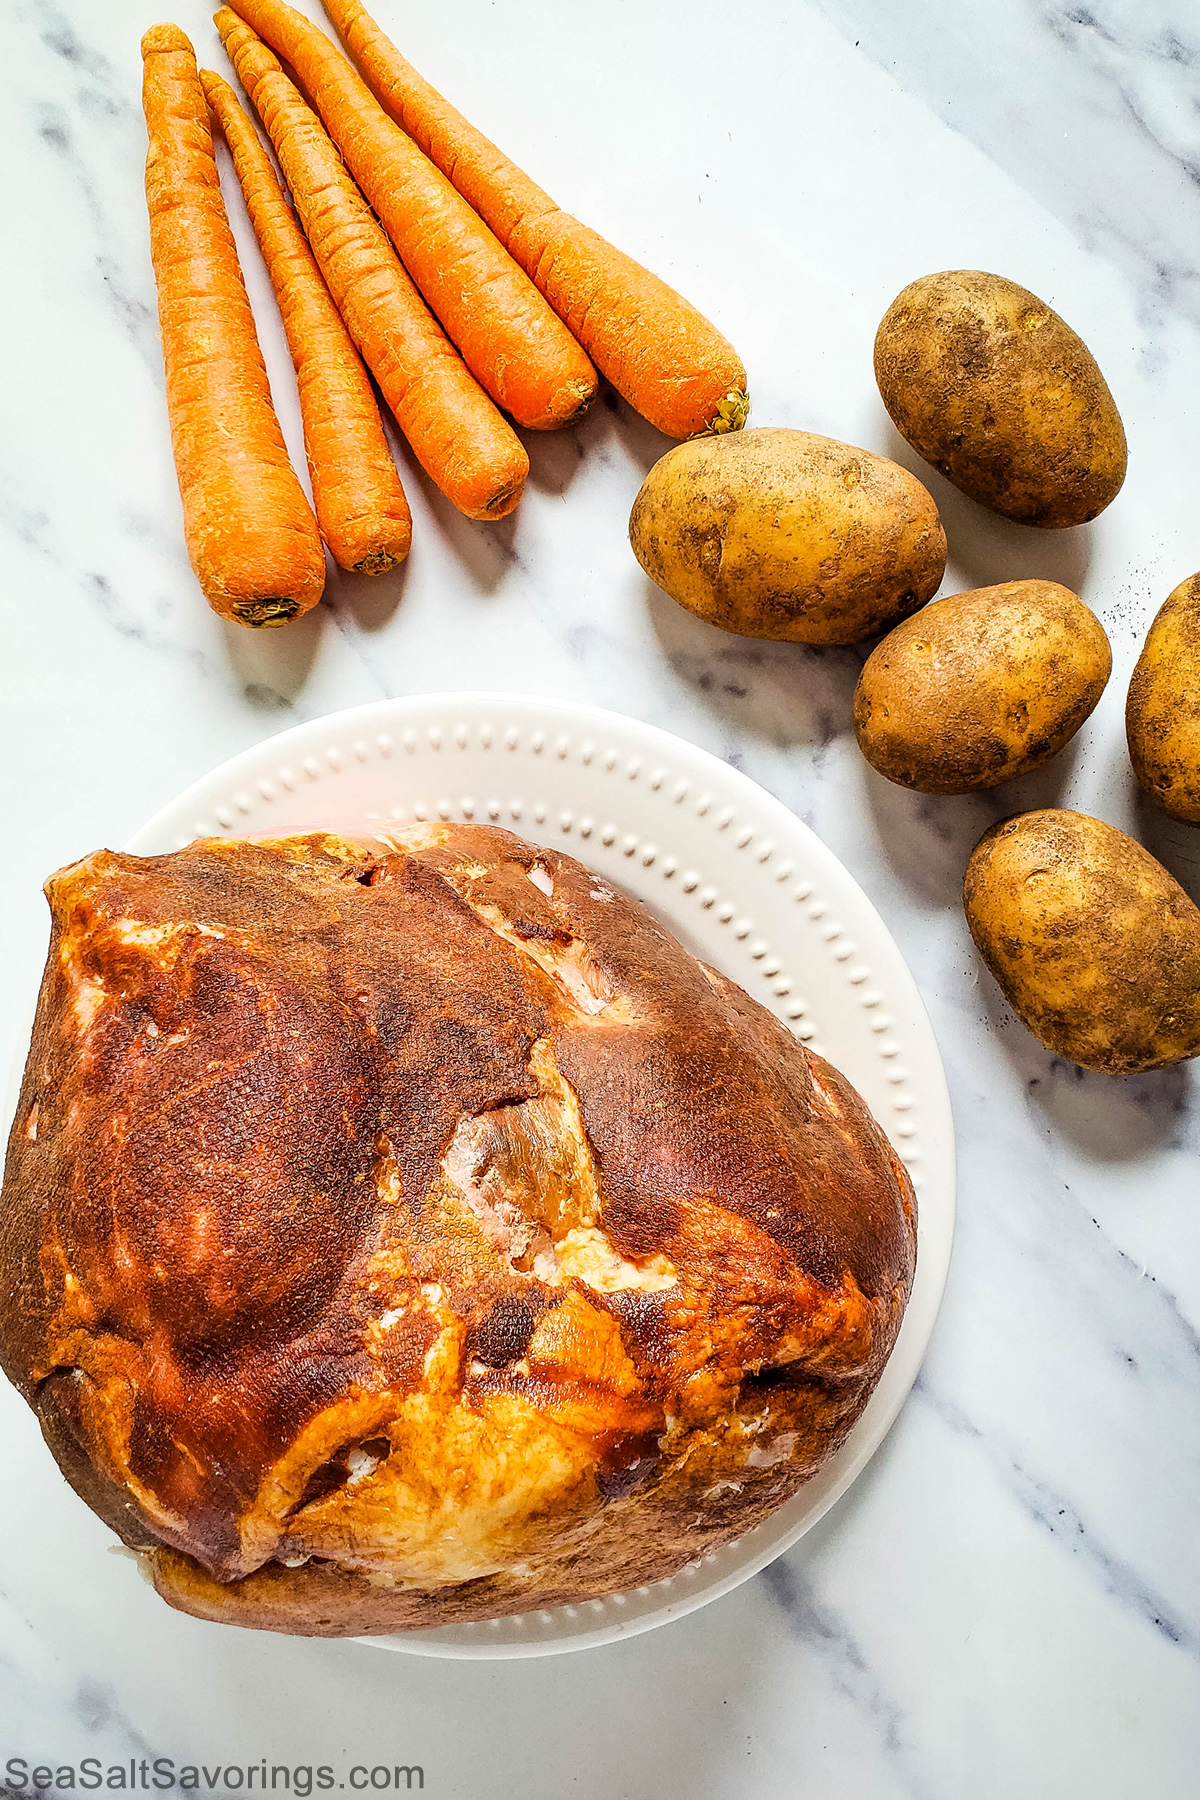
[854,580,1111,794]
[1126,572,1200,824]
[628,426,946,645]
[875,271,1127,528]
[963,809,1200,1073]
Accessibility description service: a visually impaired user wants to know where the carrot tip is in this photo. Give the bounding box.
[694,389,751,438]
[553,379,599,431]
[351,550,406,576]
[231,595,303,627]
[480,484,523,520]
[142,22,194,57]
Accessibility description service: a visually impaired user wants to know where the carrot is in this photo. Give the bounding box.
[214,10,528,520]
[222,0,597,434]
[318,0,749,441]
[141,24,325,626]
[201,69,411,576]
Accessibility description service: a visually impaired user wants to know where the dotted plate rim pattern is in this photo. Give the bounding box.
[119,693,956,1659]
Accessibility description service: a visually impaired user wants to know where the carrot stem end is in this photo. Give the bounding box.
[232,595,304,626]
[695,389,751,437]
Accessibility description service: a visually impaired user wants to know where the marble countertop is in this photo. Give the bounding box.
[3,0,1199,1793]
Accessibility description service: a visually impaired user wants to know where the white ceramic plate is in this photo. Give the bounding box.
[117,693,953,1656]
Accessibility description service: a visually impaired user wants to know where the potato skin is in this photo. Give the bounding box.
[1126,572,1200,824]
[875,271,1127,528]
[854,580,1111,794]
[963,809,1200,1074]
[628,426,947,645]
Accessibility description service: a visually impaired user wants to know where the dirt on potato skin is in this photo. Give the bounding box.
[874,270,1127,529]
[629,426,946,645]
[963,808,1200,1074]
[854,579,1111,795]
[1127,572,1200,825]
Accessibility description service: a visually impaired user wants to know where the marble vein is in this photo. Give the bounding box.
[915,1380,1200,1659]
[759,1560,937,1800]
[811,0,1200,332]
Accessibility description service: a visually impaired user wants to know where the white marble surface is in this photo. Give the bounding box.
[2,0,1199,1793]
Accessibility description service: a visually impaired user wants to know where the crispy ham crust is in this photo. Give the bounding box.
[0,825,916,1635]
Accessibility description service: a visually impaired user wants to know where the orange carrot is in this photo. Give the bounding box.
[214,10,528,520]
[201,69,411,575]
[222,0,597,434]
[141,24,325,626]
[319,0,749,441]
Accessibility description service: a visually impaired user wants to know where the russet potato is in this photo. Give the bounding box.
[854,580,1111,794]
[629,426,946,645]
[1126,572,1200,824]
[875,271,1127,528]
[963,809,1200,1074]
